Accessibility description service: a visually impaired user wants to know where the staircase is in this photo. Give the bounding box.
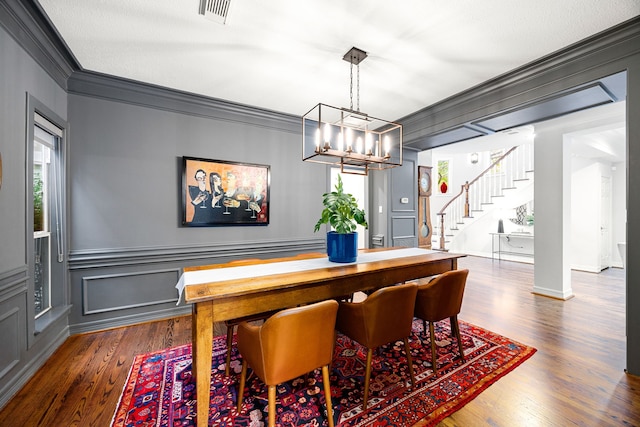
[434,143,534,251]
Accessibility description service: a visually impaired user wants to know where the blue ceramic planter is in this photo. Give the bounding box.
[327,231,358,263]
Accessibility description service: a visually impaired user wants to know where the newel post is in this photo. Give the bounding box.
[463,181,470,218]
[439,213,446,251]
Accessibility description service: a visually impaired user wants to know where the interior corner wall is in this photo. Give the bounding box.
[0,22,69,410]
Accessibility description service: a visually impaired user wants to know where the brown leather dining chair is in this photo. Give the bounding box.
[236,299,339,427]
[224,253,331,374]
[335,282,418,410]
[413,269,469,376]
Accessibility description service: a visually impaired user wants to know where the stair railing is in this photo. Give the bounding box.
[436,143,533,251]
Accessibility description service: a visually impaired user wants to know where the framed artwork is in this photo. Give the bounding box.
[490,149,505,174]
[182,156,270,226]
[436,159,451,194]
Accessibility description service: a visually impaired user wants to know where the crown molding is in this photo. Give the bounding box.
[401,16,640,149]
[0,0,80,89]
[68,70,301,133]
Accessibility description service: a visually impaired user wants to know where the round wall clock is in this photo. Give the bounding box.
[418,166,432,197]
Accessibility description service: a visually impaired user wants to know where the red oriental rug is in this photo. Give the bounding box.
[112,319,535,427]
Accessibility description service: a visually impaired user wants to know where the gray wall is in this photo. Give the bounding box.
[65,73,329,331]
[0,18,69,408]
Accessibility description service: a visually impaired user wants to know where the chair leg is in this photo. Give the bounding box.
[237,359,248,412]
[403,337,416,388]
[226,324,235,376]
[362,348,373,410]
[451,315,465,361]
[429,321,438,376]
[322,365,335,427]
[267,385,276,427]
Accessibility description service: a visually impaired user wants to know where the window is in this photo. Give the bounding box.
[33,131,53,317]
[27,97,69,343]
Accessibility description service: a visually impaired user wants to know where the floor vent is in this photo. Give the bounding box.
[199,0,232,25]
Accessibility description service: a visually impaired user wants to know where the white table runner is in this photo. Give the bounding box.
[176,247,436,304]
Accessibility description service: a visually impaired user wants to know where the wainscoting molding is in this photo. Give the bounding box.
[82,268,182,315]
[68,238,325,270]
[0,321,68,410]
[392,236,417,248]
[0,308,20,381]
[392,216,418,248]
[0,266,28,297]
[67,238,326,334]
[0,267,28,383]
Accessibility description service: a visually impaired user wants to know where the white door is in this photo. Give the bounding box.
[600,175,612,270]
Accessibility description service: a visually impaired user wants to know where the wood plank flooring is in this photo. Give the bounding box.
[0,256,638,426]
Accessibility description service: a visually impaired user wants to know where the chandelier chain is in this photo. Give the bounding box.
[349,61,362,112]
[349,62,354,111]
[357,63,360,112]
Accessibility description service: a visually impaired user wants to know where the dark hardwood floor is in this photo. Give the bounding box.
[1,256,638,426]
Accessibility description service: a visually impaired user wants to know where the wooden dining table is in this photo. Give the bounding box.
[176,247,465,427]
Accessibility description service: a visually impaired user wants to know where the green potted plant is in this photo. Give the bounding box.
[525,213,534,226]
[314,175,368,262]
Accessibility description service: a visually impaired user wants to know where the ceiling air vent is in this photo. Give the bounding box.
[199,0,232,25]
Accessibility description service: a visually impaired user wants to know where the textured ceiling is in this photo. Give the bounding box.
[37,0,640,121]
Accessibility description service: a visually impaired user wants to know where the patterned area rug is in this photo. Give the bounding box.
[112,319,535,426]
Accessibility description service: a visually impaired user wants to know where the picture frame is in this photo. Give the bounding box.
[436,159,451,194]
[182,156,270,226]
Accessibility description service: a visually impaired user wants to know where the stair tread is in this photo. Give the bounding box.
[435,148,533,252]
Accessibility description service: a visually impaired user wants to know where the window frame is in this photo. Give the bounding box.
[26,95,70,347]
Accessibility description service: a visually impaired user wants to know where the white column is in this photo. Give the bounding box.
[533,122,574,299]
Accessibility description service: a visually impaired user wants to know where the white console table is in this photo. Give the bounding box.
[490,232,534,260]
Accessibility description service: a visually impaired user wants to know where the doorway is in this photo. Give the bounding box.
[330,168,368,249]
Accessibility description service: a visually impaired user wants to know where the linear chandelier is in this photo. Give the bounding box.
[302,47,403,175]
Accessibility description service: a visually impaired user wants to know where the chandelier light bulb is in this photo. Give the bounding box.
[346,128,354,152]
[384,135,391,157]
[337,131,344,151]
[365,133,373,155]
[315,127,321,151]
[356,136,363,154]
[323,122,331,150]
